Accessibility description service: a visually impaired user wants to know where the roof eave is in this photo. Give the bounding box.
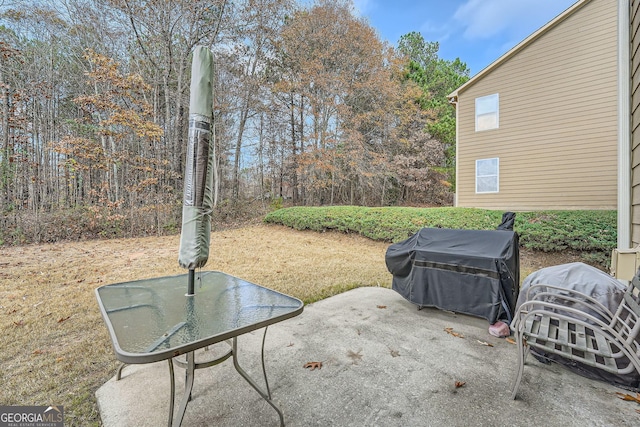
[447,0,591,100]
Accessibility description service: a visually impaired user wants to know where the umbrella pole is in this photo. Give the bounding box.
[187,269,195,296]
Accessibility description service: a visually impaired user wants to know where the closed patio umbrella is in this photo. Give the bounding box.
[179,46,214,295]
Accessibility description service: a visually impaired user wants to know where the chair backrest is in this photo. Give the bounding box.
[610,273,640,350]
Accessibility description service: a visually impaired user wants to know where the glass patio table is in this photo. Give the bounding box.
[95,270,304,427]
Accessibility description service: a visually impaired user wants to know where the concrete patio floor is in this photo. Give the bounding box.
[96,287,639,427]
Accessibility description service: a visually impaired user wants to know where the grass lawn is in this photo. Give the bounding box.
[0,224,583,425]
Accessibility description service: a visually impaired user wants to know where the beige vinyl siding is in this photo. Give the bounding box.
[632,0,640,244]
[456,0,618,211]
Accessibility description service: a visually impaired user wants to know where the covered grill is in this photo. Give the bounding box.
[386,227,519,324]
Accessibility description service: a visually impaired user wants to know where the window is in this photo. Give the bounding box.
[475,93,499,131]
[476,158,499,193]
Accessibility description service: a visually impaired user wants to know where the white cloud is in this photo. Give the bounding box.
[352,0,375,17]
[419,21,452,44]
[453,0,577,40]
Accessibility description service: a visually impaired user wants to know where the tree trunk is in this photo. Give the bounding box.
[233,104,248,199]
[289,94,298,203]
[212,111,220,208]
[1,68,10,211]
[299,96,305,204]
[258,112,266,209]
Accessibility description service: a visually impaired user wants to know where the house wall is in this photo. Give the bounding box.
[455,0,618,210]
[632,0,640,244]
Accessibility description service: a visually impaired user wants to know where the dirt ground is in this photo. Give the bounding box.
[0,224,588,425]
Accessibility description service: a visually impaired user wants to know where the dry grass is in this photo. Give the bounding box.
[0,225,390,425]
[0,224,582,425]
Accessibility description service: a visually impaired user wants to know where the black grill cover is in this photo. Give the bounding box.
[386,228,520,324]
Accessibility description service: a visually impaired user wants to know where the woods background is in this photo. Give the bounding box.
[0,0,469,244]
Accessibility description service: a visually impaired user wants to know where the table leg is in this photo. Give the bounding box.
[168,359,175,427]
[171,351,195,427]
[168,344,233,426]
[232,327,285,427]
[116,363,126,381]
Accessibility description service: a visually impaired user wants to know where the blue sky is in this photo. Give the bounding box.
[353,0,579,76]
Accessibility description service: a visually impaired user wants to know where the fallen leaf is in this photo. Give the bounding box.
[476,340,494,347]
[57,316,71,323]
[444,327,464,338]
[13,320,24,326]
[303,361,323,370]
[455,381,466,388]
[505,337,516,345]
[128,252,145,260]
[616,392,640,404]
[32,349,44,355]
[347,350,363,363]
[377,305,387,309]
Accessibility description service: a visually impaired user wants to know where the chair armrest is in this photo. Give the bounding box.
[511,301,640,373]
[523,283,616,322]
[514,300,632,348]
[511,301,640,382]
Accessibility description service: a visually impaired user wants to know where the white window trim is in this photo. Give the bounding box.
[475,93,499,131]
[476,157,499,194]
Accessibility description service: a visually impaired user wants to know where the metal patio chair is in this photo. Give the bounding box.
[510,270,640,399]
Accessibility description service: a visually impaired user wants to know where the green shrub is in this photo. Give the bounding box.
[269,196,284,211]
[264,206,617,267]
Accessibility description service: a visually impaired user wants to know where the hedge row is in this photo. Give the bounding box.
[264,206,617,265]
